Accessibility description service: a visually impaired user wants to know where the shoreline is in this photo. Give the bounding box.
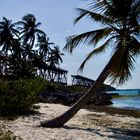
[85,104,140,118]
[1,103,140,140]
[111,96,140,111]
[111,105,140,111]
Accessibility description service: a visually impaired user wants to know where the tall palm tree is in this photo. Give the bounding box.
[17,14,45,47]
[50,45,64,66]
[46,46,64,82]
[16,14,45,73]
[47,45,64,68]
[41,0,140,127]
[0,17,20,79]
[0,17,19,56]
[35,34,54,78]
[36,34,54,61]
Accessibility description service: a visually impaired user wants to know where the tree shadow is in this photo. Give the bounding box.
[63,125,140,140]
[105,127,140,140]
[63,125,105,137]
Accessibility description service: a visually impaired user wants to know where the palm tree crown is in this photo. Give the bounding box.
[36,34,54,61]
[64,0,140,85]
[17,14,45,47]
[0,17,19,55]
[47,46,64,68]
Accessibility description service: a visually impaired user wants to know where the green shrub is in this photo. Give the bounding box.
[0,78,47,116]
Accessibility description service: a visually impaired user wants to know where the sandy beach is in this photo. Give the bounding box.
[1,103,140,140]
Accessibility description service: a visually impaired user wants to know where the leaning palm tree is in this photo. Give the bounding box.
[41,0,140,127]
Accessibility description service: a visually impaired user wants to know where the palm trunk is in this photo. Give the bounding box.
[41,53,116,128]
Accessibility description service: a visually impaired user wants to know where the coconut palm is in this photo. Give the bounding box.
[50,45,64,66]
[17,14,45,47]
[41,0,140,127]
[36,34,54,61]
[46,45,64,68]
[0,17,19,56]
[0,17,20,79]
[46,46,64,82]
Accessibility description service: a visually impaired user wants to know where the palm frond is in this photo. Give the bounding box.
[89,0,111,13]
[36,29,46,35]
[64,28,113,53]
[128,36,140,57]
[78,39,111,72]
[108,41,135,85]
[88,27,113,46]
[74,8,113,25]
[35,22,42,28]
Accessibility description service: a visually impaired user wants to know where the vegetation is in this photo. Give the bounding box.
[41,0,140,127]
[0,78,47,116]
[0,14,65,116]
[0,14,64,81]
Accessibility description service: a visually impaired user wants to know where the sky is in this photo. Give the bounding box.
[0,0,140,89]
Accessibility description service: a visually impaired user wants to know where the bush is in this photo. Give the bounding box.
[0,78,47,116]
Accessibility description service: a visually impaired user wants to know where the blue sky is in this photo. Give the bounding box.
[0,0,140,89]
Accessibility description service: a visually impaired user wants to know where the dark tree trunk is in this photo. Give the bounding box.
[40,53,116,128]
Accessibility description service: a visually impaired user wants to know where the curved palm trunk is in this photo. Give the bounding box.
[40,53,116,128]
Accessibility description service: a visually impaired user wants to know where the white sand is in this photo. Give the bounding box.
[1,103,140,140]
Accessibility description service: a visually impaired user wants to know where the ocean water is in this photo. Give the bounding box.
[107,89,140,96]
[108,89,140,110]
[112,97,140,110]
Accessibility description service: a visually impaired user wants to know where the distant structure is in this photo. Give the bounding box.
[71,75,95,87]
[36,65,68,85]
[33,56,68,85]
[71,74,116,90]
[46,67,68,85]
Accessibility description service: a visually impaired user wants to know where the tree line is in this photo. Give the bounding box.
[0,14,64,80]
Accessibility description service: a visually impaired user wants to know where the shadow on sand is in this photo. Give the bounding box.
[63,125,140,140]
[106,127,140,140]
[63,125,105,137]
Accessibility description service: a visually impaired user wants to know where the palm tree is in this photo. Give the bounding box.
[17,14,45,47]
[0,17,20,79]
[50,45,64,67]
[0,17,19,56]
[15,14,45,74]
[47,45,64,68]
[35,34,53,78]
[46,46,64,81]
[41,0,140,127]
[36,34,54,61]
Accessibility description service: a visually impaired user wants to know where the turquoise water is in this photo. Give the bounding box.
[108,89,140,110]
[107,89,140,95]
